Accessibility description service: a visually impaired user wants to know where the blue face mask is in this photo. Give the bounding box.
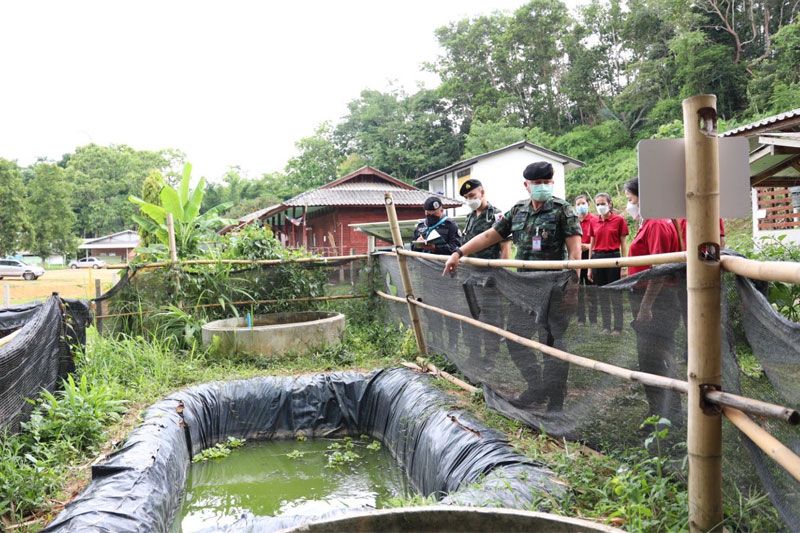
[530,183,553,202]
[576,204,589,216]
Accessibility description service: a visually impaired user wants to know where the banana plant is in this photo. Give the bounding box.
[129,163,233,258]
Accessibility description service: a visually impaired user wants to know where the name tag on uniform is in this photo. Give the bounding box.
[532,235,542,251]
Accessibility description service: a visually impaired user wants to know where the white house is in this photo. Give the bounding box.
[78,230,140,263]
[414,140,584,217]
[720,108,800,244]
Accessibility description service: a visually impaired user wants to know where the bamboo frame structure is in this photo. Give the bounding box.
[384,192,427,354]
[396,248,686,270]
[106,254,369,270]
[723,407,800,483]
[683,95,723,532]
[374,289,799,425]
[720,255,800,284]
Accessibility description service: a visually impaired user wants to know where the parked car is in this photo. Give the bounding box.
[0,259,46,281]
[69,257,106,269]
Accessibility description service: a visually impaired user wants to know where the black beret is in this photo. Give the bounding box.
[523,161,554,181]
[459,178,482,196]
[424,196,443,210]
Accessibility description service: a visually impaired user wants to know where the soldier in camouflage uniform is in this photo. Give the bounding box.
[444,162,582,411]
[458,179,510,373]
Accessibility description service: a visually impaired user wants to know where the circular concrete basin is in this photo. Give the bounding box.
[201,311,345,356]
[283,506,620,532]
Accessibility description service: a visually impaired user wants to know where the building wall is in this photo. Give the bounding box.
[751,187,800,245]
[428,148,569,217]
[275,206,422,255]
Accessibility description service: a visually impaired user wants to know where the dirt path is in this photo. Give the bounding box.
[1,268,122,304]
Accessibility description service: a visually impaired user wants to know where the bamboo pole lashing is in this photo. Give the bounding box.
[384,192,427,355]
[374,289,799,425]
[396,248,686,270]
[684,94,723,532]
[723,407,800,483]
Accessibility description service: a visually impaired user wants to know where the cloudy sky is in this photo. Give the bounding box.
[0,0,569,180]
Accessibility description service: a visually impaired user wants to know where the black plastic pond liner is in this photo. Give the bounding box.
[0,296,91,432]
[45,368,564,532]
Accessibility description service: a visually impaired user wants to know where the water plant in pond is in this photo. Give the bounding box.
[178,439,411,531]
[192,437,246,463]
[366,440,381,451]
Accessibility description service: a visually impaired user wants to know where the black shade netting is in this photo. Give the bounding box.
[377,253,799,530]
[0,297,91,433]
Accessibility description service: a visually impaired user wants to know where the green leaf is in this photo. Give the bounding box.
[185,177,206,220]
[179,163,192,205]
[159,186,184,222]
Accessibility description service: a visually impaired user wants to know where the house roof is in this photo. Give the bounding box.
[255,167,461,223]
[721,108,800,138]
[721,109,800,187]
[78,230,140,249]
[414,140,585,185]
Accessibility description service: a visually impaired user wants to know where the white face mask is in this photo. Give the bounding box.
[596,204,610,216]
[626,201,640,220]
[466,198,482,212]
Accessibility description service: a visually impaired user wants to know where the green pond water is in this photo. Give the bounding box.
[175,438,413,532]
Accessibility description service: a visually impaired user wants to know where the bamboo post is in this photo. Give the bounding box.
[2,283,9,306]
[384,192,427,354]
[94,278,103,335]
[349,247,355,286]
[166,213,182,300]
[367,235,376,268]
[683,94,723,532]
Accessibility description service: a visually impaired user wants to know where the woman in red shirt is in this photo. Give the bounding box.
[575,194,597,325]
[624,177,682,419]
[587,192,628,334]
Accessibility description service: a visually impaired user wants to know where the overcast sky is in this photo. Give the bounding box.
[1,1,574,181]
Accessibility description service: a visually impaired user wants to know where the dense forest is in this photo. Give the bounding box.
[1,0,798,257]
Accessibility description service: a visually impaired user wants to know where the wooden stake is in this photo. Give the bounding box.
[94,278,103,335]
[416,357,480,394]
[384,192,427,355]
[2,283,9,306]
[166,214,178,264]
[166,213,182,302]
[683,94,723,532]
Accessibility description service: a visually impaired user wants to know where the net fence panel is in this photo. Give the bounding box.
[0,297,91,433]
[95,258,372,333]
[733,275,800,529]
[378,253,798,529]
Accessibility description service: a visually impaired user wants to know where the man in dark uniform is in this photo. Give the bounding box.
[458,179,510,374]
[443,162,582,411]
[412,196,461,255]
[413,196,461,351]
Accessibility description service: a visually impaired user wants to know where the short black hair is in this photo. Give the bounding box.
[624,177,639,196]
[594,192,613,207]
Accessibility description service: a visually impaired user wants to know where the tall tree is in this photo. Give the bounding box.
[64,144,172,238]
[334,89,462,180]
[26,163,77,260]
[0,159,31,257]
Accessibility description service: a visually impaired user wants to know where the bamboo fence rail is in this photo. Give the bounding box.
[723,407,800,483]
[720,256,800,284]
[106,254,369,270]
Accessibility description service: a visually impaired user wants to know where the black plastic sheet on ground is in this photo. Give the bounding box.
[45,368,563,532]
[0,296,91,432]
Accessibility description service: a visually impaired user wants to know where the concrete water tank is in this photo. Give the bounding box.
[201,311,345,356]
